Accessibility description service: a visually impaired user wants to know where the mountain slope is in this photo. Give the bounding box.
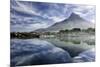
[35,13,95,32]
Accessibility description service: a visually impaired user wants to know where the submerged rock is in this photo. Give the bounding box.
[11,39,72,66]
[72,48,95,62]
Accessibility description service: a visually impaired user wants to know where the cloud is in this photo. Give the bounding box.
[11,22,53,32]
[48,16,67,22]
[73,5,95,23]
[11,0,40,16]
[10,0,95,32]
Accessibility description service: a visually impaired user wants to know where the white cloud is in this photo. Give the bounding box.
[12,1,40,16]
[11,1,95,32]
[73,5,95,23]
[49,16,66,22]
[30,23,49,28]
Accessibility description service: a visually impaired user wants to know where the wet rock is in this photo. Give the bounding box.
[11,39,72,66]
[72,48,95,62]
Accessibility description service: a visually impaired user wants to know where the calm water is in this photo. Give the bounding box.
[10,35,95,66]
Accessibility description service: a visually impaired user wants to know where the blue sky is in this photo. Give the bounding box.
[10,0,95,32]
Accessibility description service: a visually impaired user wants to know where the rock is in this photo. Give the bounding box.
[72,48,95,62]
[11,39,72,66]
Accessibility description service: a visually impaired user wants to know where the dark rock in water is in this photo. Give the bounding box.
[60,46,90,57]
[72,48,95,62]
[11,39,72,66]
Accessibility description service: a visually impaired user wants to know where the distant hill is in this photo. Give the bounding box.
[35,13,95,32]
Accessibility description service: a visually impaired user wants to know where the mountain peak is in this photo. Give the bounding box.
[70,13,80,17]
[68,13,82,21]
[61,13,84,22]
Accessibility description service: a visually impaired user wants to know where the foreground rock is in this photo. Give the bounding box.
[11,39,71,66]
[72,48,95,62]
